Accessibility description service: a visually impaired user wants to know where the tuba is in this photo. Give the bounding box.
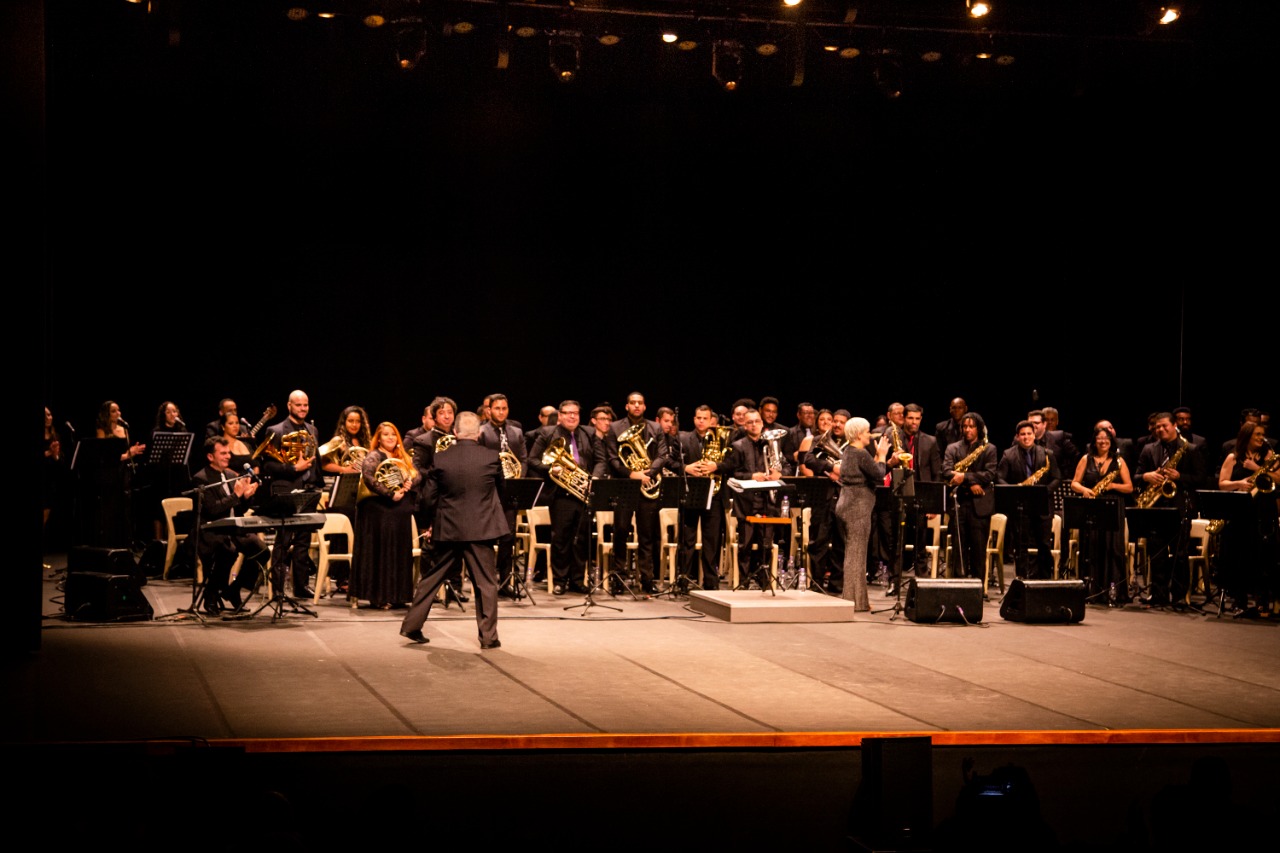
[813,429,847,462]
[541,436,590,502]
[618,422,662,500]
[1135,436,1189,509]
[498,428,522,479]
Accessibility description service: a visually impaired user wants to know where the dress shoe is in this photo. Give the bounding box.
[480,640,502,650]
[498,587,518,600]
[553,583,566,596]
[221,588,244,612]
[400,629,429,644]
[203,598,223,616]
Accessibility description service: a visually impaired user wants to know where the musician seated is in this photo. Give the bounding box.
[193,437,268,614]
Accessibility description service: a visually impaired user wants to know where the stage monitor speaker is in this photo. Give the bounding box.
[905,578,983,624]
[67,546,146,587]
[849,735,933,850]
[1000,578,1087,623]
[64,571,154,623]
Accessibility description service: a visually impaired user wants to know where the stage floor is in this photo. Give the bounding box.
[11,557,1280,745]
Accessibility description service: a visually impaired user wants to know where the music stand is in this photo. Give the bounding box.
[1193,490,1253,617]
[1124,506,1181,605]
[501,478,545,604]
[147,430,194,469]
[996,484,1050,580]
[653,475,713,598]
[1063,497,1123,602]
[566,478,640,615]
[251,487,323,620]
[73,437,129,547]
[780,477,835,591]
[327,473,361,512]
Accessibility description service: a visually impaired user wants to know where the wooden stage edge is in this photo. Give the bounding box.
[38,729,1280,754]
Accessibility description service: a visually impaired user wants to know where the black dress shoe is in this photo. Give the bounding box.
[480,639,502,650]
[203,598,223,616]
[222,588,244,612]
[553,583,566,596]
[400,629,429,644]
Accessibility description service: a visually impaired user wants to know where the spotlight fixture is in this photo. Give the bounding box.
[874,50,903,99]
[393,27,426,70]
[1158,6,1180,24]
[967,0,991,18]
[549,31,582,83]
[712,39,744,91]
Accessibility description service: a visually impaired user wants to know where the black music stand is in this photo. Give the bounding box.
[566,478,639,615]
[1193,490,1253,618]
[780,477,835,592]
[996,484,1051,580]
[653,475,713,598]
[147,430,194,469]
[501,478,545,604]
[1124,506,1181,606]
[1063,497,1123,603]
[251,487,323,620]
[327,472,361,512]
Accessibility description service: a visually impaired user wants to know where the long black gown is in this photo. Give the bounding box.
[352,451,419,608]
[1078,456,1128,603]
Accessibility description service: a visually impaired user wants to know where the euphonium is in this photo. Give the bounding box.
[541,436,590,502]
[498,429,522,479]
[951,426,989,474]
[1135,436,1189,509]
[1248,450,1279,496]
[761,428,788,475]
[813,429,847,461]
[618,422,662,500]
[701,426,733,495]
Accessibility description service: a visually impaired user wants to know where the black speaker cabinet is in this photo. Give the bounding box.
[1000,578,1087,623]
[68,546,146,587]
[849,735,933,850]
[905,578,983,623]
[64,572,153,623]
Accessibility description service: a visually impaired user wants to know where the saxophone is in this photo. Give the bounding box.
[1089,467,1118,497]
[1135,436,1189,509]
[1020,453,1052,485]
[889,426,914,468]
[498,428,522,479]
[1248,450,1279,497]
[951,427,989,474]
[618,422,662,500]
[541,436,590,502]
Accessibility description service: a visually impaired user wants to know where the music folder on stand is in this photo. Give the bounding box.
[652,475,713,599]
[501,478,545,605]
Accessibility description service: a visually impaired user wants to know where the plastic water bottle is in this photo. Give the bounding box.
[780,495,790,518]
[798,560,808,592]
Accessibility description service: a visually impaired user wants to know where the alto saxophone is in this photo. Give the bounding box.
[1248,450,1279,497]
[890,426,914,468]
[1020,453,1052,485]
[1089,468,1118,496]
[951,427,989,474]
[1135,436,1189,509]
[618,422,662,500]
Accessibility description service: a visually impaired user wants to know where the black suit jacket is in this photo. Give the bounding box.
[904,431,942,482]
[605,417,668,480]
[942,439,998,517]
[477,421,528,471]
[997,444,1061,493]
[420,439,509,542]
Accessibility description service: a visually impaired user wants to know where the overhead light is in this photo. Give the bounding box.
[393,27,426,71]
[661,32,678,45]
[783,0,803,7]
[549,31,582,83]
[874,51,903,99]
[712,40,744,92]
[598,33,621,47]
[967,1,992,18]
[1158,6,1180,24]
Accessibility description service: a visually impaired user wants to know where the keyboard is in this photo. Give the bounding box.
[203,513,327,534]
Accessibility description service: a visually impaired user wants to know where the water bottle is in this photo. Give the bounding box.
[785,555,795,587]
[1108,582,1117,607]
[780,495,790,518]
[798,560,808,592]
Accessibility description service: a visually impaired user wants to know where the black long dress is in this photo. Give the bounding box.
[1078,456,1128,603]
[1218,458,1280,608]
[352,450,420,608]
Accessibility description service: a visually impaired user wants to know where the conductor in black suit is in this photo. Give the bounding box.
[400,412,509,649]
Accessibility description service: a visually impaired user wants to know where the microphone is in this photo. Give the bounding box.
[117,418,131,430]
[64,421,77,438]
[175,417,186,429]
[243,463,260,483]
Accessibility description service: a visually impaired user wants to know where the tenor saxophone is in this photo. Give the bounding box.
[1089,468,1118,496]
[1020,454,1052,485]
[1135,436,1188,509]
